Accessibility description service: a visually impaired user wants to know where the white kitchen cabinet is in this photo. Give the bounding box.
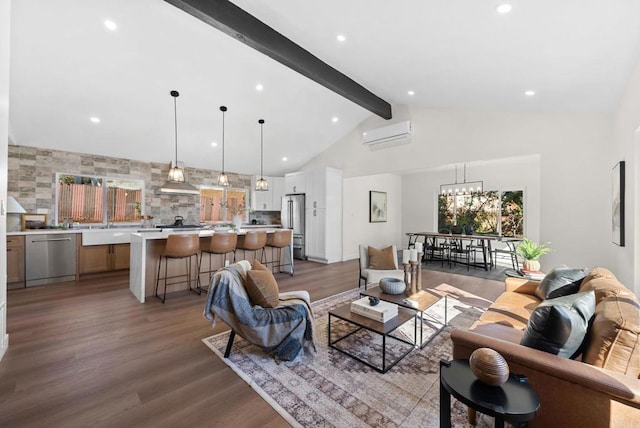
[304,167,342,264]
[251,175,285,211]
[271,177,285,211]
[305,207,324,260]
[285,171,306,194]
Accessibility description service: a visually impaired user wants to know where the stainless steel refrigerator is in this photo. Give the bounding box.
[281,194,305,259]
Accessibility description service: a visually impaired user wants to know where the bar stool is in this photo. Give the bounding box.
[265,229,293,275]
[235,230,267,264]
[154,234,200,303]
[198,232,237,288]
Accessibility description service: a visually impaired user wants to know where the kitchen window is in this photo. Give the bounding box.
[200,186,248,223]
[56,173,145,226]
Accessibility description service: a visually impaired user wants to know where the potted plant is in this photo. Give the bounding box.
[516,238,552,272]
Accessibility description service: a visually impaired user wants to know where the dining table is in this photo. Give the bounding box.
[407,232,521,271]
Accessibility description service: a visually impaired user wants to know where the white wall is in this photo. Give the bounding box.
[342,174,402,261]
[304,106,613,274]
[1,0,12,360]
[612,56,640,293]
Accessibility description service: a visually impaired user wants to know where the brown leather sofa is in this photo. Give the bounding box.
[451,267,640,427]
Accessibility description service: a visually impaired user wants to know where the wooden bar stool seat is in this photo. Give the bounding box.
[265,229,293,275]
[198,232,237,288]
[154,234,200,303]
[235,230,267,264]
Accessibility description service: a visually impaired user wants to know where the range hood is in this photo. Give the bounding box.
[156,179,200,195]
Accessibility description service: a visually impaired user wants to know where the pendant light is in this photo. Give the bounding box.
[217,105,230,187]
[157,90,199,195]
[255,119,269,191]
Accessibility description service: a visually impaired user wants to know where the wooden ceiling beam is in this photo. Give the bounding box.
[164,0,392,119]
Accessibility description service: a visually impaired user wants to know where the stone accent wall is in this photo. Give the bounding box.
[8,145,251,226]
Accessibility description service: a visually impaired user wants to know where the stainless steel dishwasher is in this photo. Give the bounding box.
[25,233,77,286]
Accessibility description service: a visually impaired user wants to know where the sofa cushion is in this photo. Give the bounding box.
[583,294,640,377]
[245,260,279,308]
[535,267,586,300]
[368,245,396,270]
[521,291,596,359]
[476,292,541,330]
[579,269,633,305]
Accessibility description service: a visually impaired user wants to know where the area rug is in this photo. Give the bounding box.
[202,286,494,427]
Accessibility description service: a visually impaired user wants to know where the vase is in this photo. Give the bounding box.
[232,214,243,230]
[523,259,540,271]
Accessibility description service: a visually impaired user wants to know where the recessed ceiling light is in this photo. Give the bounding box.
[332,117,339,123]
[211,142,218,147]
[525,90,536,96]
[496,4,512,14]
[282,157,288,162]
[255,84,263,91]
[408,90,415,96]
[336,34,346,42]
[104,20,117,31]
[90,117,100,123]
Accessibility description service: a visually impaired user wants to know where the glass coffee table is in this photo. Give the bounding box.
[361,286,448,349]
[328,303,416,373]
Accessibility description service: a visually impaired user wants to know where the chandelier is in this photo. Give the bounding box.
[440,164,483,195]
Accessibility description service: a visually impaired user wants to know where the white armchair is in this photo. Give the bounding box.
[358,244,405,289]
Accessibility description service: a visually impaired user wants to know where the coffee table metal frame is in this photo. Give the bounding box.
[328,303,416,373]
[361,286,448,349]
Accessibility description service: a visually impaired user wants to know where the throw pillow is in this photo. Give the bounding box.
[251,259,269,271]
[520,291,596,359]
[535,267,587,300]
[368,246,396,270]
[245,269,279,308]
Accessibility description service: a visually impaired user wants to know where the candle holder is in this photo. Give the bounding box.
[403,263,411,295]
[409,260,419,295]
[416,251,423,291]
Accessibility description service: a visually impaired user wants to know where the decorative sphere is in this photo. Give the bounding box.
[469,348,510,386]
[379,277,406,295]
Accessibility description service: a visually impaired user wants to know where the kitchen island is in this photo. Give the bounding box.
[129,228,293,303]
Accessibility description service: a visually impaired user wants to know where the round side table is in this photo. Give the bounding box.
[439,359,540,428]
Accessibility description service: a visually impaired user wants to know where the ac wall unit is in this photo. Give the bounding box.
[362,120,411,147]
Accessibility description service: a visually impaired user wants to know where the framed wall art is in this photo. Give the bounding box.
[612,161,625,246]
[369,191,387,223]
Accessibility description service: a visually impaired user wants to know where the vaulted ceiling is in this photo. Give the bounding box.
[9,1,640,176]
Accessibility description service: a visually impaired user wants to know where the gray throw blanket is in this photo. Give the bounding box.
[203,261,316,361]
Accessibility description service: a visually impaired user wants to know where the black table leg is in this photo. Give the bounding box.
[440,367,451,428]
[481,239,489,271]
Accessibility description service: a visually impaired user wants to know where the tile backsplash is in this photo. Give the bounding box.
[8,145,252,226]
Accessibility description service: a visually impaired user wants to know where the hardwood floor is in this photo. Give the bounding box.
[0,259,503,427]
